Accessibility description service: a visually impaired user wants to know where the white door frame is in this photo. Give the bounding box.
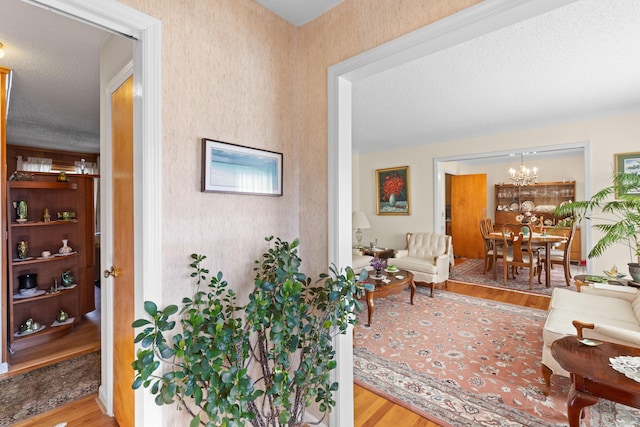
[23,1,163,426]
[327,0,578,424]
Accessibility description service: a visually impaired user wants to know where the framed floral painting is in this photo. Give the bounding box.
[375,166,410,215]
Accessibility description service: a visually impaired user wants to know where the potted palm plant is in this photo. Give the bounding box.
[131,236,371,427]
[555,172,640,281]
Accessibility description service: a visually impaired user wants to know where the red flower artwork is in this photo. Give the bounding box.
[381,173,405,201]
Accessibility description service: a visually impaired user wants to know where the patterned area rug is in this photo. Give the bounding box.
[449,258,585,296]
[354,289,640,427]
[0,351,101,426]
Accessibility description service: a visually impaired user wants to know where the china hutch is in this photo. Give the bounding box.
[494,181,582,262]
[6,173,96,352]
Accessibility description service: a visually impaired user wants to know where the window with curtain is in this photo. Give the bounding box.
[17,155,53,172]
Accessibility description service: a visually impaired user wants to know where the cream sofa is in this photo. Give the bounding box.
[541,283,640,393]
[352,248,373,271]
[392,232,452,297]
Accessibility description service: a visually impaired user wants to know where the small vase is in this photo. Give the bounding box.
[59,239,73,255]
[17,240,29,259]
[375,269,382,277]
[388,193,397,207]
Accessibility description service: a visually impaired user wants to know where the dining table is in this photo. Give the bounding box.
[489,230,567,287]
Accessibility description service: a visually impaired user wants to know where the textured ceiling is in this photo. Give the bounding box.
[1,0,638,156]
[353,0,640,152]
[0,0,110,153]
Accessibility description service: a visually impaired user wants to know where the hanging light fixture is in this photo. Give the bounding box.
[508,153,537,186]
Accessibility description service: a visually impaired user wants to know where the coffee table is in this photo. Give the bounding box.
[362,269,414,327]
[362,247,395,259]
[551,335,640,427]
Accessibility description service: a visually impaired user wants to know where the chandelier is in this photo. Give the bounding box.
[508,153,537,186]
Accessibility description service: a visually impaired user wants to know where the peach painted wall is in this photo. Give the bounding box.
[113,0,482,424]
[120,0,298,300]
[114,0,481,288]
[295,0,481,277]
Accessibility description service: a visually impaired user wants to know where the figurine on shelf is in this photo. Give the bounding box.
[59,239,73,255]
[15,200,28,223]
[61,271,74,287]
[57,171,68,182]
[18,318,41,334]
[57,310,69,323]
[43,208,51,223]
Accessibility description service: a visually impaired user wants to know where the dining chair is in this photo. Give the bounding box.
[479,217,502,274]
[537,221,577,286]
[502,224,540,289]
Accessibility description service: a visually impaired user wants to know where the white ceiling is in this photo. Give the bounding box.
[0,0,639,156]
[353,0,640,153]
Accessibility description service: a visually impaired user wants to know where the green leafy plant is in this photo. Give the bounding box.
[554,172,640,261]
[131,236,371,427]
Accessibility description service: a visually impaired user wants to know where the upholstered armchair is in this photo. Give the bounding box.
[352,248,373,271]
[393,232,452,297]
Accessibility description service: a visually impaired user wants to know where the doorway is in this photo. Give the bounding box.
[0,1,162,426]
[330,2,588,425]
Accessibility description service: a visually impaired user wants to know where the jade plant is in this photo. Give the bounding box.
[555,172,640,262]
[131,236,371,427]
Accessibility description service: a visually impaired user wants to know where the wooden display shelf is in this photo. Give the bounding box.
[11,219,78,227]
[6,173,96,355]
[11,252,79,266]
[12,285,78,305]
[11,321,75,353]
[8,180,77,190]
[494,181,576,226]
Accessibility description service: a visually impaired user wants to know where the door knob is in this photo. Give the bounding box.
[104,266,121,278]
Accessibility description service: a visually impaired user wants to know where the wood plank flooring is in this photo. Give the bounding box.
[11,394,117,427]
[6,268,551,427]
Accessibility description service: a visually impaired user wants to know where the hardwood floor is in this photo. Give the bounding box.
[353,277,551,427]
[11,394,117,427]
[6,267,550,427]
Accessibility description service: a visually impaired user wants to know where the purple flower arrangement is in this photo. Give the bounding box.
[370,257,387,271]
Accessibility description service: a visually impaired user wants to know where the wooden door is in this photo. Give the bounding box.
[1,67,10,363]
[451,174,487,259]
[111,75,135,427]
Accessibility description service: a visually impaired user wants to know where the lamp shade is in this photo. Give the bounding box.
[352,211,371,229]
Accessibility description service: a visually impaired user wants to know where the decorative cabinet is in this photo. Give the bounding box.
[494,181,576,226]
[494,181,581,262]
[6,173,95,353]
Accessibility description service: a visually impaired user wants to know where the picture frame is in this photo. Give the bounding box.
[614,152,640,197]
[376,166,410,215]
[201,139,283,196]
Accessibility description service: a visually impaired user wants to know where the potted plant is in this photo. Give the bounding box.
[370,257,387,277]
[555,172,640,281]
[131,236,371,427]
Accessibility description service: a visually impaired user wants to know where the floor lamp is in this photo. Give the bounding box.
[352,211,371,249]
